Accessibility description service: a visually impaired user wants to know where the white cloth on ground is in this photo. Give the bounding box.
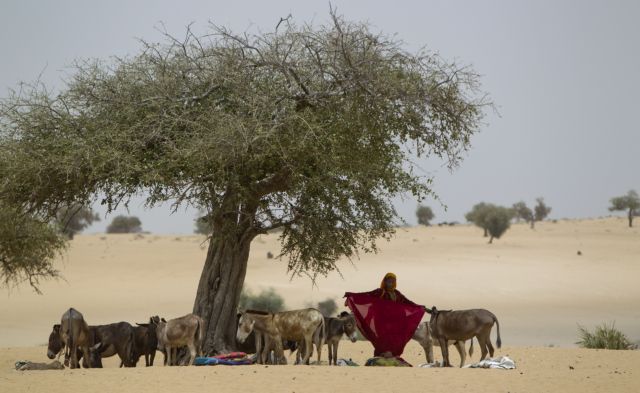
[418,356,516,369]
[463,356,516,369]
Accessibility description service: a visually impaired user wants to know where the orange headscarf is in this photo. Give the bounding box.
[380,272,397,300]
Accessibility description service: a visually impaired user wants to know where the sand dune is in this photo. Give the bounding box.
[1,217,639,392]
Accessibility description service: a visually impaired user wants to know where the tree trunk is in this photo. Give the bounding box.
[530,220,535,229]
[192,233,253,355]
[488,236,493,244]
[483,228,488,237]
[629,209,633,228]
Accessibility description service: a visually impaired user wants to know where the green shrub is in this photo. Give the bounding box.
[239,287,285,312]
[576,322,634,350]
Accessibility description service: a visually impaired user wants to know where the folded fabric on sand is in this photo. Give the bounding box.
[15,360,64,370]
[336,358,359,366]
[417,361,443,368]
[365,357,412,367]
[194,352,254,366]
[463,356,516,369]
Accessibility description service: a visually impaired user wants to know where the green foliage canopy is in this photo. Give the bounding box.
[0,12,489,285]
[0,203,66,293]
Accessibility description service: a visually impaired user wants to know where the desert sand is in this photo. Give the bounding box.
[1,217,639,392]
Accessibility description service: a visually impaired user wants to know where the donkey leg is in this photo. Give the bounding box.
[438,337,450,367]
[188,343,197,366]
[477,335,489,361]
[301,336,312,365]
[332,340,339,366]
[455,341,466,367]
[426,340,434,364]
[166,346,172,367]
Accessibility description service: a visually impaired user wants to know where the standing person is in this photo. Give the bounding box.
[344,273,427,358]
[365,272,422,305]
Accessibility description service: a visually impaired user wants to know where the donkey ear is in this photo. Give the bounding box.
[53,324,61,331]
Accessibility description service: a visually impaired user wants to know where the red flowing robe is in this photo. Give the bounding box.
[344,289,425,357]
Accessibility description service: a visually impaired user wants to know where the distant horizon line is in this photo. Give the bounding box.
[82,215,632,236]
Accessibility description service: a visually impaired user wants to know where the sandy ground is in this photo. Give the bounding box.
[2,343,640,393]
[1,217,639,392]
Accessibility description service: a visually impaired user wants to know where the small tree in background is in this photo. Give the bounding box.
[106,215,143,234]
[194,210,214,235]
[239,288,285,312]
[484,205,513,244]
[609,190,640,228]
[55,204,100,239]
[415,205,435,226]
[512,198,551,229]
[512,201,533,224]
[317,298,338,317]
[465,202,491,237]
[533,198,551,227]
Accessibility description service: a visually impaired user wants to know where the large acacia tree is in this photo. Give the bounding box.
[0,13,489,353]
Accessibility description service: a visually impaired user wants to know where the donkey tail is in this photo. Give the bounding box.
[494,315,502,349]
[195,317,205,357]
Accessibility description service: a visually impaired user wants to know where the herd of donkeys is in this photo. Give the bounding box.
[46,306,502,369]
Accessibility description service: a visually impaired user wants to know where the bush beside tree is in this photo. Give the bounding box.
[239,287,285,312]
[317,298,338,317]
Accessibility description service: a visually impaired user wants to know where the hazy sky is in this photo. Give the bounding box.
[1,1,639,234]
